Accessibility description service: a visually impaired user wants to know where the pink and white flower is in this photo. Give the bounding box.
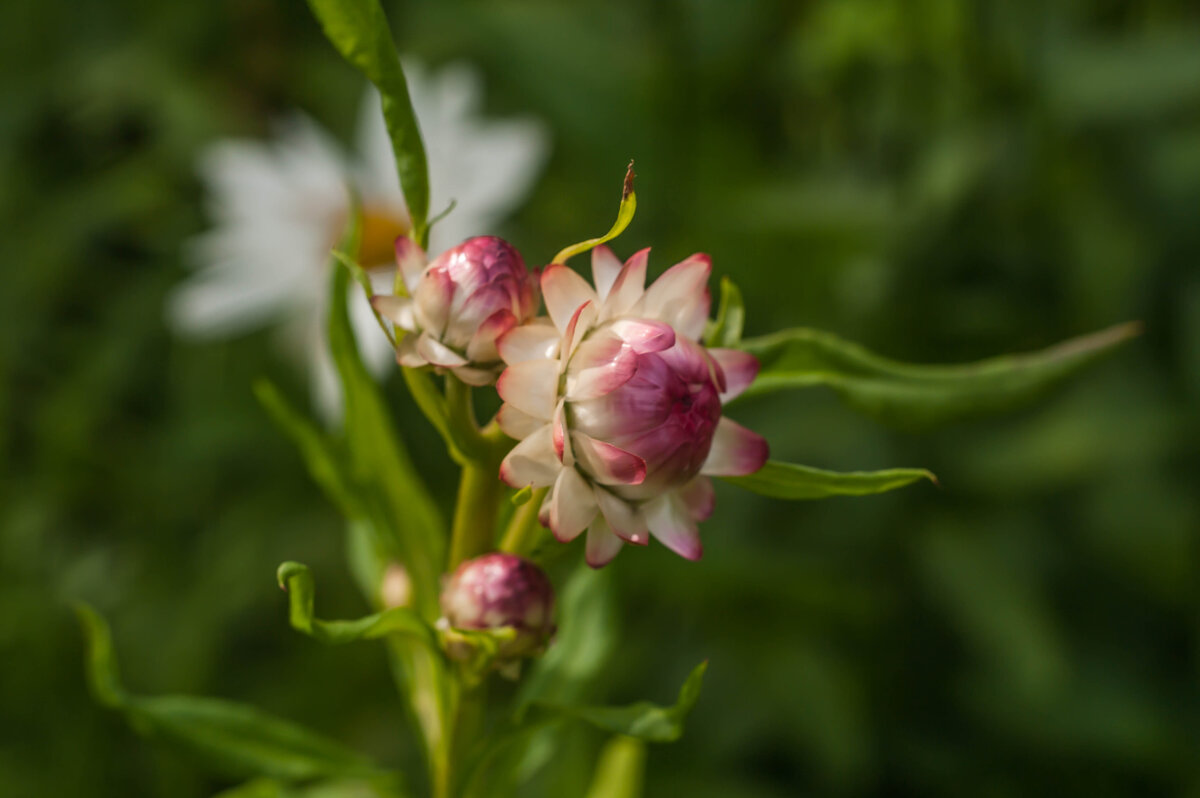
[495,246,768,567]
[372,235,538,385]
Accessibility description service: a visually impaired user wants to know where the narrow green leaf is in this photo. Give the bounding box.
[253,379,362,519]
[306,0,429,244]
[76,604,383,781]
[584,737,646,798]
[552,162,637,265]
[737,322,1141,428]
[277,562,436,648]
[542,661,708,743]
[703,276,745,348]
[724,460,936,500]
[328,245,445,618]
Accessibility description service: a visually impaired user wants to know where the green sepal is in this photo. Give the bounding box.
[75,604,388,782]
[537,661,708,743]
[552,162,637,265]
[703,276,745,348]
[305,0,430,245]
[737,322,1141,428]
[276,562,437,649]
[724,460,936,499]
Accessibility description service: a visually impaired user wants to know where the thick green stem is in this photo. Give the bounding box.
[499,488,548,557]
[448,461,503,570]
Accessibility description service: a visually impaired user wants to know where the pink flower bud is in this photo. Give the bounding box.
[495,246,768,567]
[372,236,538,385]
[440,553,555,658]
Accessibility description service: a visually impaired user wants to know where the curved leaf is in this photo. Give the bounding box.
[543,661,708,743]
[277,562,436,648]
[703,276,745,349]
[724,460,936,500]
[305,0,429,244]
[737,322,1140,428]
[552,162,637,265]
[75,604,384,782]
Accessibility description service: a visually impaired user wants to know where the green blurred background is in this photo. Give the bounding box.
[2,0,1197,795]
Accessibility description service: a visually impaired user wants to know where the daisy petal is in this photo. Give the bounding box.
[585,515,624,568]
[594,486,650,545]
[571,433,647,486]
[371,295,415,330]
[497,320,559,365]
[636,254,711,338]
[396,335,426,368]
[602,248,649,319]
[643,494,703,560]
[394,236,427,293]
[414,268,454,337]
[416,332,468,367]
[549,467,598,542]
[701,417,769,477]
[560,300,598,362]
[497,403,545,440]
[541,263,597,331]
[499,425,559,488]
[496,358,558,420]
[451,365,497,386]
[591,245,623,302]
[466,308,517,363]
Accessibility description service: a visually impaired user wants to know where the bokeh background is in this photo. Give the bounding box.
[2,0,1198,795]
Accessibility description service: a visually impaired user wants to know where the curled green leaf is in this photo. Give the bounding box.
[75,604,385,781]
[552,162,637,265]
[703,276,745,349]
[737,322,1141,428]
[277,562,436,648]
[724,460,936,500]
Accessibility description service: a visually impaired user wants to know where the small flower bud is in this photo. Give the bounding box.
[440,553,555,660]
[372,236,538,385]
[380,563,412,609]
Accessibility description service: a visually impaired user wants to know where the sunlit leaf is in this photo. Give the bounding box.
[305,0,429,244]
[724,460,936,500]
[583,736,646,798]
[552,162,637,265]
[542,661,708,743]
[75,605,385,782]
[703,276,744,349]
[737,322,1140,428]
[276,562,437,649]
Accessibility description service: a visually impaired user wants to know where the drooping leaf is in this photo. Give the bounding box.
[724,460,936,500]
[553,162,637,265]
[584,736,646,798]
[328,236,445,618]
[75,605,385,782]
[737,322,1140,428]
[276,562,437,649]
[305,0,429,244]
[541,661,708,743]
[703,276,745,349]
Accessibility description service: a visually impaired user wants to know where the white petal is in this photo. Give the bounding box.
[497,320,560,365]
[396,335,427,368]
[585,515,624,568]
[466,309,516,363]
[394,236,427,294]
[560,300,598,364]
[600,248,649,320]
[499,425,560,488]
[591,245,623,302]
[497,403,546,440]
[608,319,675,354]
[635,254,711,338]
[549,467,598,543]
[371,295,415,330]
[496,358,559,420]
[706,348,759,403]
[678,476,716,521]
[541,264,597,332]
[643,494,703,560]
[701,417,769,477]
[416,332,467,367]
[565,336,637,400]
[593,486,649,545]
[451,364,497,386]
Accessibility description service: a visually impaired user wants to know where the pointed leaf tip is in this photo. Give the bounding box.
[623,160,636,200]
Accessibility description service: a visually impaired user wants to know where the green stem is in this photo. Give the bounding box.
[499,488,548,557]
[448,461,503,570]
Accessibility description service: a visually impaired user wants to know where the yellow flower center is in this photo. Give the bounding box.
[356,205,412,269]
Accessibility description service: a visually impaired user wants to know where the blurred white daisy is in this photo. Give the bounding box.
[168,60,550,418]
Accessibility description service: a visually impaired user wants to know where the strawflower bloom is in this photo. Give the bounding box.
[495,246,768,566]
[168,62,548,416]
[440,553,555,660]
[371,236,538,385]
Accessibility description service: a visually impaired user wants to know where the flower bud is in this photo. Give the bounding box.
[495,246,768,567]
[372,236,538,385]
[440,553,555,659]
